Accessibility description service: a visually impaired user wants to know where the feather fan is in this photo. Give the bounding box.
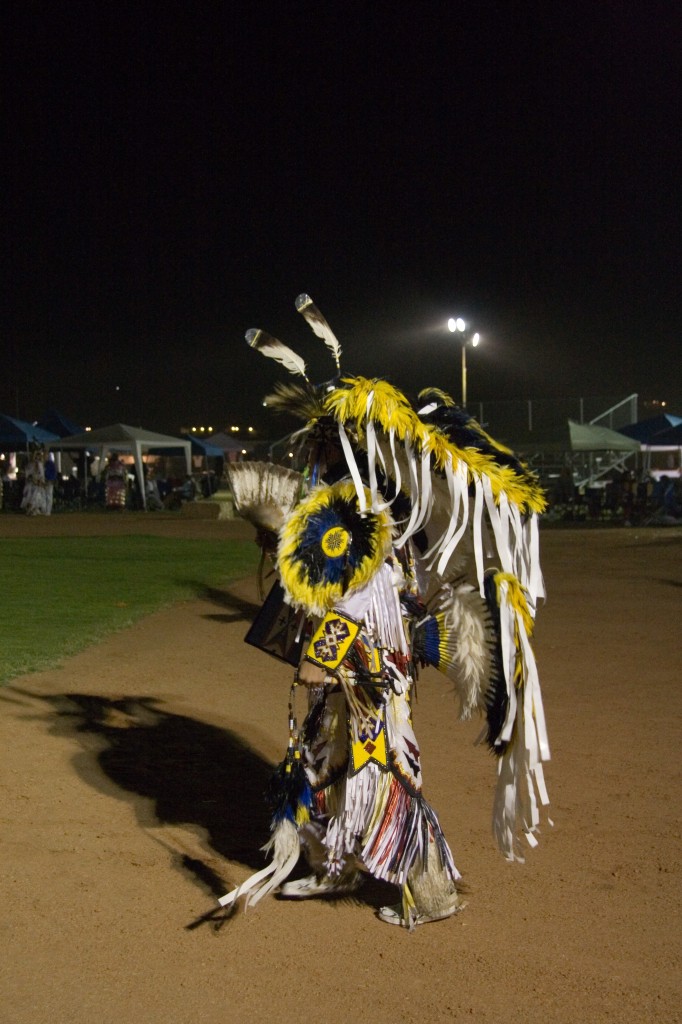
[413,582,493,719]
[295,293,342,371]
[246,328,308,379]
[227,462,305,533]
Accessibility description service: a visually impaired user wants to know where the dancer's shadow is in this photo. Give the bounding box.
[177,580,263,624]
[9,687,399,925]
[57,693,271,860]
[17,688,275,918]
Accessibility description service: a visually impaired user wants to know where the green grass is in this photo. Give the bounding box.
[0,535,258,684]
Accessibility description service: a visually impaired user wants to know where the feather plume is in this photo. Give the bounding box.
[413,581,493,719]
[418,387,455,408]
[246,328,308,379]
[263,380,327,421]
[295,293,342,371]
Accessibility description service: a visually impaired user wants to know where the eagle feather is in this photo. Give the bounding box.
[295,293,342,371]
[246,328,308,379]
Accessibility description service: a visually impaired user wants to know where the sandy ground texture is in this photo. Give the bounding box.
[1,512,680,1024]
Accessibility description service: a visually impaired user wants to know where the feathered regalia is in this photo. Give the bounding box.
[221,294,550,929]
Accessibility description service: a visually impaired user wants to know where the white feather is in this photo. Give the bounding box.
[246,819,301,907]
[217,818,300,910]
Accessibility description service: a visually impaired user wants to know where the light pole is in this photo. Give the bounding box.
[448,317,480,408]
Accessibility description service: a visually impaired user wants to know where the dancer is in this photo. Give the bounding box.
[220,295,550,929]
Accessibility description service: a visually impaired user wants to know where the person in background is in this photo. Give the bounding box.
[144,467,164,511]
[178,475,196,501]
[104,452,127,509]
[21,447,47,515]
[44,452,57,515]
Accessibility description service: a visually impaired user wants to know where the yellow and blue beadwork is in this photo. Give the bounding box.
[305,610,360,670]
[277,480,393,616]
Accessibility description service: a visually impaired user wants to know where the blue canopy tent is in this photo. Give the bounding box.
[184,435,224,458]
[651,423,682,446]
[183,435,224,495]
[207,430,256,461]
[147,434,224,497]
[618,413,682,443]
[0,415,59,450]
[35,409,84,438]
[148,435,224,459]
[35,410,85,478]
[618,413,682,479]
[0,418,60,508]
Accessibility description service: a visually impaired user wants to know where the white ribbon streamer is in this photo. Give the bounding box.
[337,420,367,512]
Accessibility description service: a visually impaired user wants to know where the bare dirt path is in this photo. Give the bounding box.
[1,514,680,1023]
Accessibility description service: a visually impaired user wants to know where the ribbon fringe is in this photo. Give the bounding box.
[344,417,544,609]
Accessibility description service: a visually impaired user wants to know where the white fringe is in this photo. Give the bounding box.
[336,561,408,656]
[325,767,382,874]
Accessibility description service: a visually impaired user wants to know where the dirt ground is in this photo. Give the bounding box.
[1,512,680,1024]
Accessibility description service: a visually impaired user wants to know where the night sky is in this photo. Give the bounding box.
[5,2,682,437]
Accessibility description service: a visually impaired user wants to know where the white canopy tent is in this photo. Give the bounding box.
[50,423,192,510]
[568,420,640,489]
[568,420,641,453]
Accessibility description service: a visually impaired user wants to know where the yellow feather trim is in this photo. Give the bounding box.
[492,572,534,638]
[418,387,456,407]
[324,377,546,514]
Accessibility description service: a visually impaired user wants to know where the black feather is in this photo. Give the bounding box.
[263,380,327,421]
[483,570,509,754]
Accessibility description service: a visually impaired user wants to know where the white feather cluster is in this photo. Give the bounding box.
[227,462,304,533]
[435,583,491,719]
